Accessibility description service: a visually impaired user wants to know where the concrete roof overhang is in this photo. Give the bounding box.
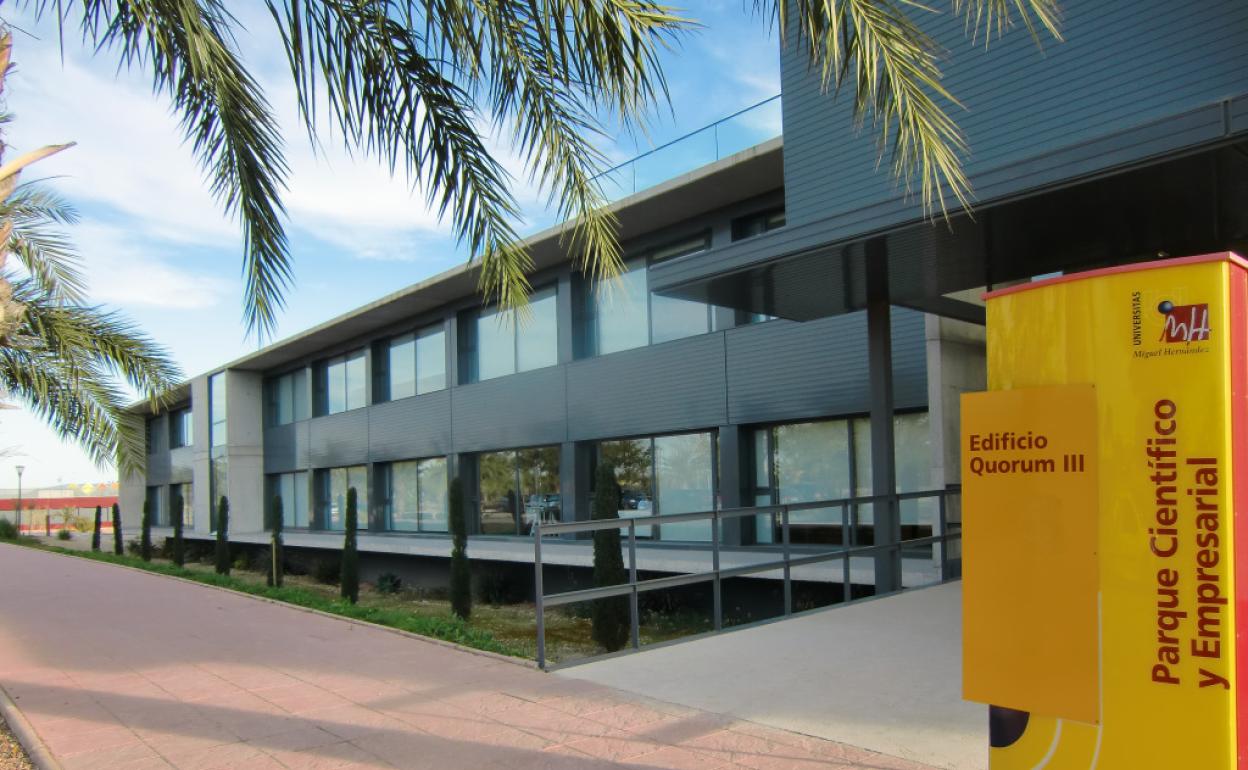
[651,114,1248,324]
[131,138,784,413]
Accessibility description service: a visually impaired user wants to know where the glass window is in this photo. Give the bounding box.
[209,373,227,447]
[174,483,193,528]
[478,447,560,535]
[169,408,192,448]
[516,287,558,372]
[145,485,163,526]
[415,326,446,394]
[381,457,448,532]
[731,208,785,241]
[266,370,308,426]
[471,287,557,382]
[319,465,369,531]
[319,350,367,415]
[651,293,711,345]
[596,431,716,542]
[593,260,649,355]
[210,458,227,525]
[475,306,515,381]
[388,334,417,400]
[269,472,309,528]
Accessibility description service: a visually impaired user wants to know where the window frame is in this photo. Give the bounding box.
[476,444,561,536]
[376,456,450,533]
[168,407,192,449]
[315,349,368,416]
[467,284,558,383]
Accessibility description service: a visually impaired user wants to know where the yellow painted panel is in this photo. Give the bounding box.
[962,385,1099,724]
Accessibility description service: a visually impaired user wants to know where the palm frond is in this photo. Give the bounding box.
[952,0,1062,45]
[27,0,292,338]
[3,275,181,473]
[4,182,87,302]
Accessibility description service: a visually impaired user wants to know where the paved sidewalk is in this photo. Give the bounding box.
[0,544,936,769]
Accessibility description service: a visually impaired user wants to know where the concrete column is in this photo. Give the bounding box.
[225,370,266,534]
[190,375,212,535]
[559,442,592,526]
[866,240,901,594]
[716,425,746,546]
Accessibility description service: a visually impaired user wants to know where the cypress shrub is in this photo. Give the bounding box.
[268,495,284,588]
[449,476,471,620]
[91,505,102,551]
[214,497,231,575]
[341,487,360,604]
[112,503,123,555]
[591,463,630,652]
[171,491,184,567]
[140,498,153,562]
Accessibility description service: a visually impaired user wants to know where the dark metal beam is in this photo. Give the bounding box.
[865,239,901,594]
[894,296,986,325]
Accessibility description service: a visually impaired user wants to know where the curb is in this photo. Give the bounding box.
[10,543,535,670]
[0,683,62,770]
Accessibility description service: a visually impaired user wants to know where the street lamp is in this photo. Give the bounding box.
[14,465,24,536]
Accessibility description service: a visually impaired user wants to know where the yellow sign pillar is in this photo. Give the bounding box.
[962,253,1248,769]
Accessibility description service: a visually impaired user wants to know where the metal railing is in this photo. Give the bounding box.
[595,95,782,203]
[533,486,961,670]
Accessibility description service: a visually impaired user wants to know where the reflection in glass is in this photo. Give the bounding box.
[274,472,308,528]
[388,334,417,400]
[518,446,561,533]
[383,458,448,532]
[418,458,449,532]
[655,433,713,542]
[517,287,558,372]
[650,294,710,345]
[345,352,367,410]
[323,465,369,531]
[209,373,227,446]
[478,450,518,534]
[774,420,849,545]
[600,438,653,536]
[476,307,515,381]
[415,327,446,394]
[593,261,648,355]
[388,460,421,531]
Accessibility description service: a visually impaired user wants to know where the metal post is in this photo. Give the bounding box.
[841,500,852,602]
[533,522,546,670]
[781,507,792,616]
[628,521,640,650]
[938,491,949,581]
[712,512,722,632]
[866,240,901,594]
[15,465,24,537]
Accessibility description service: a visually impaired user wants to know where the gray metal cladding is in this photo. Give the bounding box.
[780,0,1248,228]
[450,366,567,452]
[368,390,452,462]
[145,450,171,485]
[264,422,298,473]
[566,333,728,441]
[308,409,370,468]
[726,308,926,425]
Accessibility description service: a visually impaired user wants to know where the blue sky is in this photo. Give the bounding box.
[0,2,782,489]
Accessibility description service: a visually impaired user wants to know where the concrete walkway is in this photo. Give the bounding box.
[560,582,986,770]
[0,544,936,770]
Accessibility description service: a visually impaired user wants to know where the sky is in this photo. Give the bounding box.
[0,2,782,490]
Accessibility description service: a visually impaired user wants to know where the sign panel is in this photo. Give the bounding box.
[963,253,1245,770]
[962,384,1099,724]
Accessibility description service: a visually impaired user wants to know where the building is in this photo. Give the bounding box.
[124,0,1248,599]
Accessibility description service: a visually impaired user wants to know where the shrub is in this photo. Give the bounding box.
[215,497,231,575]
[112,503,123,556]
[478,566,523,605]
[268,495,284,588]
[0,519,16,540]
[313,559,341,585]
[449,476,471,620]
[140,498,153,562]
[591,462,630,652]
[71,514,91,533]
[376,572,402,595]
[126,538,141,556]
[91,506,102,551]
[341,487,360,604]
[56,528,72,541]
[171,492,185,567]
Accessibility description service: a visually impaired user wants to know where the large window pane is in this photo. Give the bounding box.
[345,352,367,410]
[774,420,851,545]
[169,407,192,448]
[209,458,227,526]
[600,438,654,536]
[518,446,560,534]
[476,307,516,381]
[418,458,448,532]
[388,461,420,531]
[650,294,710,345]
[324,465,368,531]
[594,261,648,354]
[146,486,164,526]
[327,360,347,414]
[172,483,193,528]
[752,428,774,543]
[388,334,417,401]
[415,327,446,394]
[517,287,558,372]
[209,373,227,447]
[479,451,518,534]
[654,433,714,542]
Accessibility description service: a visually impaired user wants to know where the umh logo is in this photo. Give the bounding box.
[1157,300,1210,343]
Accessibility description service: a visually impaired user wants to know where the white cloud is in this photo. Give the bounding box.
[71,221,233,309]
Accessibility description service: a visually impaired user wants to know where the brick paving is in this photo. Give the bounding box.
[0,544,936,769]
